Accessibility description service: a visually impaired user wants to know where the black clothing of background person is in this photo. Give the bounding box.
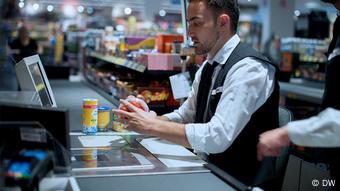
[9,38,38,63]
[322,16,340,110]
[8,26,38,63]
[321,15,340,191]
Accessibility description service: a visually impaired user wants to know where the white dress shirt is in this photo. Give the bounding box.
[164,35,276,154]
[288,108,340,147]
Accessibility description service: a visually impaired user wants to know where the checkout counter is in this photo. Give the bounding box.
[279,79,324,105]
[49,80,247,191]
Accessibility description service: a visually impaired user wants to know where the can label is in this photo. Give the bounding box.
[83,98,98,135]
[98,109,110,132]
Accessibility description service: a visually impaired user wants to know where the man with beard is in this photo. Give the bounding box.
[114,0,279,185]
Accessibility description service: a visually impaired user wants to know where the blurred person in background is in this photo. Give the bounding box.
[48,28,57,65]
[264,33,281,65]
[7,25,38,63]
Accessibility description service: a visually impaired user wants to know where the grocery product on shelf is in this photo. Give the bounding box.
[280,37,328,82]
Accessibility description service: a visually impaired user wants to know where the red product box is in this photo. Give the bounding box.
[146,53,181,70]
[156,34,183,53]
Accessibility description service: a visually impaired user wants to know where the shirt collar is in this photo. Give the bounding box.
[206,34,240,65]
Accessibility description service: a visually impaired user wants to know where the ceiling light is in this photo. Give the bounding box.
[124,7,132,15]
[18,2,25,8]
[294,10,300,17]
[47,5,54,12]
[33,3,39,10]
[159,9,166,17]
[63,5,76,18]
[87,7,94,15]
[78,6,84,13]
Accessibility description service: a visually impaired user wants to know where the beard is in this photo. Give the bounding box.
[194,30,220,55]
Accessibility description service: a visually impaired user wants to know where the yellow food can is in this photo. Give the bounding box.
[98,106,110,132]
[82,148,97,168]
[82,98,98,135]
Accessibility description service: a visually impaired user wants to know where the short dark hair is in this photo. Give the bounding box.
[188,0,239,33]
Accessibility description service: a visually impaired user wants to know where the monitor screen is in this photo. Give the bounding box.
[28,63,53,106]
[15,55,57,107]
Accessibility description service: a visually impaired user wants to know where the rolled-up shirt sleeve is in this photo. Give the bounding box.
[288,108,340,147]
[185,58,275,154]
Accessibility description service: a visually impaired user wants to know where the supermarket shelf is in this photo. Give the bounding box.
[146,70,181,76]
[85,76,179,114]
[88,51,146,72]
[85,77,120,107]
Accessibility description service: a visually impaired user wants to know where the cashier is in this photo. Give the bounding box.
[113,0,280,185]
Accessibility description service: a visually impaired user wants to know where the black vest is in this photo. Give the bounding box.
[321,16,340,191]
[322,16,340,110]
[195,42,280,185]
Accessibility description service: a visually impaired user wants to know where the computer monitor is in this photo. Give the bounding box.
[15,54,57,107]
[0,103,70,150]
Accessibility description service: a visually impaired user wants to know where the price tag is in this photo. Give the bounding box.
[169,72,191,99]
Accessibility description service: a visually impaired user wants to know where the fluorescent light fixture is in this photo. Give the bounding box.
[77,5,84,13]
[33,3,39,10]
[19,2,25,8]
[87,7,94,14]
[124,7,132,15]
[159,9,166,17]
[47,5,54,12]
[25,4,37,15]
[63,5,76,18]
[294,10,300,17]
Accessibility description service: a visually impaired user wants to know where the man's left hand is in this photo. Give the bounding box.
[112,99,157,134]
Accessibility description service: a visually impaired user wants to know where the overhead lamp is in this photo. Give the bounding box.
[294,10,301,17]
[25,3,37,15]
[47,5,54,12]
[18,2,25,8]
[124,7,132,15]
[87,7,94,15]
[305,2,319,9]
[159,9,166,17]
[63,5,76,18]
[78,6,84,13]
[33,3,39,10]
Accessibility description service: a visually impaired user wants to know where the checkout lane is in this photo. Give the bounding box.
[51,80,114,132]
[279,79,324,105]
[50,79,242,191]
